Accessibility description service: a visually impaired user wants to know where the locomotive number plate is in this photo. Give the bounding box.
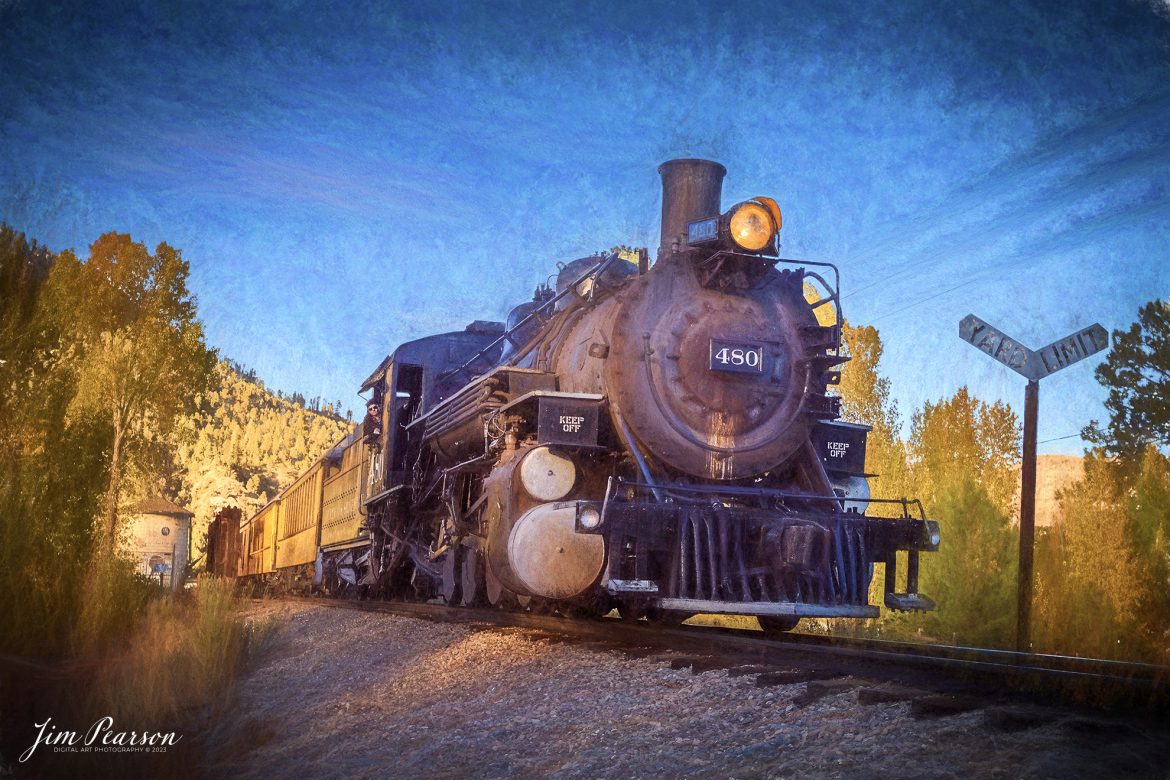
[687,217,719,244]
[709,339,765,374]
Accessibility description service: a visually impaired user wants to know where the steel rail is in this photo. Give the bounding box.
[272,595,1170,714]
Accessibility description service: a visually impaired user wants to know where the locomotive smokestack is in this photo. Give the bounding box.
[657,158,727,260]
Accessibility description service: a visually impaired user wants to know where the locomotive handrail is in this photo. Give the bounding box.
[698,252,844,359]
[613,478,928,521]
[772,256,841,302]
[434,251,623,386]
[610,404,665,502]
[776,256,844,358]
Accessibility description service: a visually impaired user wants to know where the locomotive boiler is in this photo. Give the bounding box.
[255,159,939,631]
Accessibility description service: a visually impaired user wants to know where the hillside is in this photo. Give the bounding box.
[172,361,354,561]
[1036,454,1084,527]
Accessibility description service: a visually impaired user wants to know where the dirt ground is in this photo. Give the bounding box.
[198,602,1169,780]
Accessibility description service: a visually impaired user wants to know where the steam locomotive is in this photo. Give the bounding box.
[208,159,939,630]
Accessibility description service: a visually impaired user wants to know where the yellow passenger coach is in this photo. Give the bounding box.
[236,426,370,591]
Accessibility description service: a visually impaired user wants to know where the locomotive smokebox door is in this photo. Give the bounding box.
[811,420,871,477]
[537,397,600,447]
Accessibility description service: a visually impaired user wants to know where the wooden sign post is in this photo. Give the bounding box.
[958,315,1108,652]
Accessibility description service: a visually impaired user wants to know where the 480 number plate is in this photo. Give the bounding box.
[709,339,765,374]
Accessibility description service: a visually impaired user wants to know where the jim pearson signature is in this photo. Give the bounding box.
[19,717,182,763]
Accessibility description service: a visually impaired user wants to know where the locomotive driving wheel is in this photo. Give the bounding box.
[439,549,461,606]
[758,615,800,633]
[460,545,485,607]
[485,561,517,608]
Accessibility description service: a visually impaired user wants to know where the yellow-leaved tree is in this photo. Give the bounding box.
[44,233,216,548]
[837,323,912,500]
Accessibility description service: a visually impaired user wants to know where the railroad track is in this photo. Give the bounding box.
[276,595,1170,717]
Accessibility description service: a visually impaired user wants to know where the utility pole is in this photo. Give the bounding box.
[959,315,1108,653]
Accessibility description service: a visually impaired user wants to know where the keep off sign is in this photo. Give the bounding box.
[536,398,599,447]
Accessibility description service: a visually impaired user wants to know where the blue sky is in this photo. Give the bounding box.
[2,0,1168,454]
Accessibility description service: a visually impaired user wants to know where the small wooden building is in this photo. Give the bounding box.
[123,497,193,590]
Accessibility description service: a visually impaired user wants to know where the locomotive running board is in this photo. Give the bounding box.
[656,598,879,619]
[319,537,371,553]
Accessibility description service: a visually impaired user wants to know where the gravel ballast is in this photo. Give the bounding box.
[203,603,1169,779]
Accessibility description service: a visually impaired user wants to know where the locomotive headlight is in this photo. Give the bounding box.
[686,196,782,253]
[915,520,941,552]
[578,505,602,531]
[727,201,776,252]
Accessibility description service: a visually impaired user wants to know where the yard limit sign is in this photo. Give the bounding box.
[959,315,1108,652]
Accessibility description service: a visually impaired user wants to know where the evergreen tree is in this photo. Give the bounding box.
[902,387,1020,647]
[916,473,1017,646]
[172,361,352,555]
[1083,298,1170,458]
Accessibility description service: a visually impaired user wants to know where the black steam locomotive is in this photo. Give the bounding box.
[212,159,938,631]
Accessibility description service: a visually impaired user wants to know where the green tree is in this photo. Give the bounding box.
[1124,448,1170,658]
[0,226,56,453]
[1037,453,1135,657]
[916,473,1017,646]
[1035,299,1170,662]
[902,387,1020,646]
[47,233,215,547]
[1083,298,1170,458]
[0,227,124,656]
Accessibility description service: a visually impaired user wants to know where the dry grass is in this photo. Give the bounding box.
[87,576,259,725]
[684,613,762,631]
